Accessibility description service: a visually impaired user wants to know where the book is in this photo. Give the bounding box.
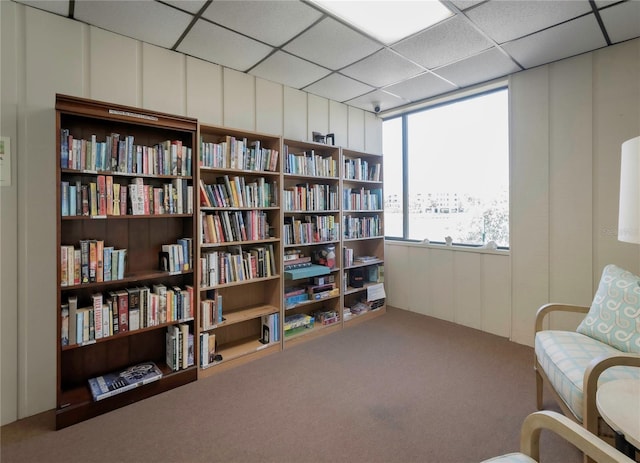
[61,304,69,346]
[87,361,163,401]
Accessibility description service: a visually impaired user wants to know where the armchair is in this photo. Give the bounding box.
[481,411,634,463]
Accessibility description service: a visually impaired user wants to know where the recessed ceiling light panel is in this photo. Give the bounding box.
[310,0,453,45]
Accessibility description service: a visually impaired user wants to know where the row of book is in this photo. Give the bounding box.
[61,130,192,177]
[166,324,194,371]
[199,331,218,368]
[60,177,193,217]
[200,136,279,172]
[199,176,277,209]
[284,275,339,308]
[60,284,194,346]
[344,158,381,182]
[343,215,382,240]
[283,216,340,245]
[342,249,380,268]
[282,183,340,212]
[161,238,193,273]
[343,187,383,211]
[201,210,271,244]
[60,241,126,287]
[283,147,338,177]
[200,244,276,287]
[260,313,280,344]
[200,290,223,330]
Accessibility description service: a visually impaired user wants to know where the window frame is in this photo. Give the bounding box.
[382,85,510,250]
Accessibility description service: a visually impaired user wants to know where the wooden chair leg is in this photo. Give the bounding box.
[535,368,543,410]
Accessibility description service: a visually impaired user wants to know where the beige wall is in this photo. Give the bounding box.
[386,37,640,347]
[0,2,382,425]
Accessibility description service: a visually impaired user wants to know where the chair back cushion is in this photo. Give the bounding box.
[576,264,640,353]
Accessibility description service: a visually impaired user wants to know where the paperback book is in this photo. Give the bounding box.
[87,361,162,401]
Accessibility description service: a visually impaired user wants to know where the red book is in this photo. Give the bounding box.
[116,290,129,333]
[97,175,106,215]
[120,185,127,216]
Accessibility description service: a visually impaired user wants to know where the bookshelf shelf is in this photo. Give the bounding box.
[56,94,198,429]
[201,303,279,331]
[285,293,341,311]
[283,321,342,344]
[200,237,279,249]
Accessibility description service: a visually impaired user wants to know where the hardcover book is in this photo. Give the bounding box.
[87,361,162,401]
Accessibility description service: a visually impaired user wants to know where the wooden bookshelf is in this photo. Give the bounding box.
[341,148,386,323]
[282,139,343,345]
[197,124,282,377]
[55,94,199,429]
[54,102,386,426]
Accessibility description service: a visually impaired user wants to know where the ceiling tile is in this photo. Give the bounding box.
[392,15,493,69]
[450,0,488,11]
[502,14,607,69]
[599,1,640,44]
[345,89,410,113]
[74,0,192,49]
[303,73,375,102]
[249,51,331,89]
[201,1,323,47]
[13,0,69,16]
[283,17,383,70]
[434,47,520,88]
[383,72,457,103]
[161,0,207,14]
[340,49,425,88]
[177,19,273,72]
[465,0,593,44]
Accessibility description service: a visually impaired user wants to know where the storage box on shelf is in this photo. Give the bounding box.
[282,139,343,345]
[56,94,198,429]
[341,148,386,324]
[197,125,282,375]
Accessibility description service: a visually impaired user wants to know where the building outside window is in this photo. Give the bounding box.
[383,88,509,248]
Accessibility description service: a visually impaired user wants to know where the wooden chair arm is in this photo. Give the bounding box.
[521,411,634,462]
[583,353,640,436]
[534,303,590,334]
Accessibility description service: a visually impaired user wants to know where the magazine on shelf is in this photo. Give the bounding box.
[87,361,163,401]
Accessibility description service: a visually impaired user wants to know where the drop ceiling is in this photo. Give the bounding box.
[12,0,640,115]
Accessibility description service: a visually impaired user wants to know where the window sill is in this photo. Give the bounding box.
[384,238,510,256]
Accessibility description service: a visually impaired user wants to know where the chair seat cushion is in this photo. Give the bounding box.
[480,452,536,463]
[535,330,640,421]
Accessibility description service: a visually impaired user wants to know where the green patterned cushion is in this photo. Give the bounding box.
[576,264,640,353]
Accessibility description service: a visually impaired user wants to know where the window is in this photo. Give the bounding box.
[383,88,509,248]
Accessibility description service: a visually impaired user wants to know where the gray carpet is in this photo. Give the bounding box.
[1,307,581,463]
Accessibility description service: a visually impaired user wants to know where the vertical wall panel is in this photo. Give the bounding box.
[89,27,139,107]
[186,56,223,125]
[548,54,594,330]
[593,40,640,279]
[23,6,86,418]
[1,0,19,426]
[482,254,511,337]
[407,246,431,316]
[453,252,482,329]
[347,106,365,150]
[510,66,550,346]
[308,94,329,141]
[329,100,348,147]
[384,242,409,309]
[142,43,185,115]
[365,112,383,154]
[256,78,283,136]
[283,87,307,140]
[428,249,455,322]
[223,68,255,131]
